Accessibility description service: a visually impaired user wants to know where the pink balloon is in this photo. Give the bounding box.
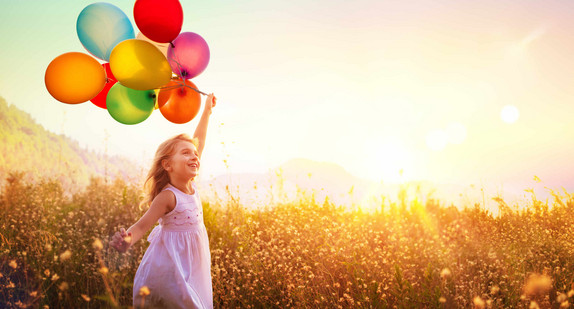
[167,32,210,80]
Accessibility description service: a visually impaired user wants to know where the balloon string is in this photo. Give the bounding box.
[167,56,194,85]
[156,83,208,96]
[159,56,209,96]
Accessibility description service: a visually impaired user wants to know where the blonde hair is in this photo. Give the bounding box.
[140,134,199,208]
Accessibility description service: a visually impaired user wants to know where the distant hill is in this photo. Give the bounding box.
[0,97,496,208]
[201,158,487,210]
[0,97,143,190]
[203,158,403,208]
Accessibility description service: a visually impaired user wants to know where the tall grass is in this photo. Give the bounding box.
[1,172,574,308]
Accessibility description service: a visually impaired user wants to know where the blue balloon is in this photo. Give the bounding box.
[76,3,135,61]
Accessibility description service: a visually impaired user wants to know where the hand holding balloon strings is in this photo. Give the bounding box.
[157,80,208,96]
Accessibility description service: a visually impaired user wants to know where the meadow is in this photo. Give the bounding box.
[1,172,574,308]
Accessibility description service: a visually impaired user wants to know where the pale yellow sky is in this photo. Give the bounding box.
[1,0,574,195]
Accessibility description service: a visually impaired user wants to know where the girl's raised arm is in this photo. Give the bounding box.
[110,190,175,252]
[193,93,216,159]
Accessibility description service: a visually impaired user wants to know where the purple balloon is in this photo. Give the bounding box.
[167,32,210,79]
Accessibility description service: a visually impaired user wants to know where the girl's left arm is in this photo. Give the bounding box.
[193,93,216,159]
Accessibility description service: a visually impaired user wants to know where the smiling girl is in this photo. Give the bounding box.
[110,94,217,309]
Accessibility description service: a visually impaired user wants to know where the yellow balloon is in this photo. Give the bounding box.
[154,89,160,109]
[109,39,171,90]
[45,52,106,104]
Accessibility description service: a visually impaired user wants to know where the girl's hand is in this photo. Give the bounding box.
[205,93,216,115]
[110,228,132,253]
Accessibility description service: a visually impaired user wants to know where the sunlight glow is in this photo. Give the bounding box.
[446,122,467,145]
[366,139,413,182]
[500,105,519,124]
[426,130,448,151]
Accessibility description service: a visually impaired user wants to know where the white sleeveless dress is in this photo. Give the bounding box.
[133,183,213,309]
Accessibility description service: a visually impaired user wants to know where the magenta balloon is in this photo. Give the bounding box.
[167,32,210,80]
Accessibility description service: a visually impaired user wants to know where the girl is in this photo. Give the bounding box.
[110,94,217,309]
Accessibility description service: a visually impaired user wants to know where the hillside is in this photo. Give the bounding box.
[0,97,143,190]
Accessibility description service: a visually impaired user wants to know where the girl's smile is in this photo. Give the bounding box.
[167,141,201,181]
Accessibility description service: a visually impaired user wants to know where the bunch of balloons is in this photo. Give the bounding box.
[44,0,210,125]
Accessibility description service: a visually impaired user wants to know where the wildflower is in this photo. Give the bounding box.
[29,291,38,297]
[51,274,60,281]
[533,175,541,182]
[139,286,151,296]
[473,296,485,309]
[9,260,17,269]
[58,282,69,291]
[92,239,103,251]
[44,269,50,277]
[558,293,568,303]
[568,290,574,298]
[439,297,446,303]
[491,285,500,295]
[98,267,109,275]
[45,244,52,251]
[59,250,72,261]
[560,301,569,308]
[81,294,91,302]
[440,268,451,279]
[529,301,540,309]
[524,274,552,297]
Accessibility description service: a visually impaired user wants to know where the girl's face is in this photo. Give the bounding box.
[165,141,200,180]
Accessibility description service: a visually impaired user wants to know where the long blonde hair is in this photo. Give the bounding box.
[140,134,198,208]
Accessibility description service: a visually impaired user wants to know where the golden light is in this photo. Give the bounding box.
[426,129,448,151]
[446,122,467,145]
[500,105,519,124]
[366,139,412,182]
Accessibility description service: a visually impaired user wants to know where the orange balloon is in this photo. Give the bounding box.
[45,52,105,104]
[158,78,201,124]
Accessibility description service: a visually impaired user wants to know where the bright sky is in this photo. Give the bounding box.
[2,0,574,195]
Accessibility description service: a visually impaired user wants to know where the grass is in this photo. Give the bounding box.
[1,171,574,308]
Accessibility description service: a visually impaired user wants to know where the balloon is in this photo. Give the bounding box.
[134,0,183,43]
[106,83,155,125]
[158,78,201,124]
[109,39,172,90]
[90,63,117,109]
[136,32,168,57]
[45,52,106,104]
[167,32,210,80]
[154,89,160,109]
[76,3,135,61]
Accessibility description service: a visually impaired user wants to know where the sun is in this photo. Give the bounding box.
[426,129,448,151]
[500,105,519,124]
[364,139,413,182]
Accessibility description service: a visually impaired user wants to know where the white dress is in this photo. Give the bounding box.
[133,183,213,309]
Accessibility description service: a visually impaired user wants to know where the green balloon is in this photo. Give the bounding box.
[106,83,155,124]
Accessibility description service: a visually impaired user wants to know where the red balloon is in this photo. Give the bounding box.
[158,78,201,124]
[134,0,183,43]
[90,63,117,109]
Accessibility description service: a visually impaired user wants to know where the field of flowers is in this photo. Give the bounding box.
[1,172,574,308]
